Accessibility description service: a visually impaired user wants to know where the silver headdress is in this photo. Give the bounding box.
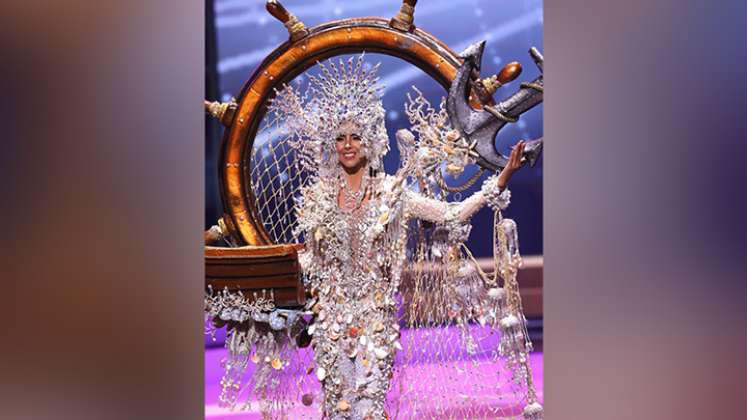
[267,54,390,178]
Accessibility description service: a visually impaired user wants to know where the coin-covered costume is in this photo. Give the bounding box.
[205,56,542,420]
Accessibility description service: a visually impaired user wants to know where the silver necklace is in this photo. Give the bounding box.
[340,171,368,212]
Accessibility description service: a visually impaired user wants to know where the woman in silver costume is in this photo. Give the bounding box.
[276,56,527,419]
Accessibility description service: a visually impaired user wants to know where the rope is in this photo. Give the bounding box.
[520,81,544,93]
[435,167,484,193]
[483,105,518,123]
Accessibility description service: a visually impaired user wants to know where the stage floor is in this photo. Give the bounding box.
[205,335,543,419]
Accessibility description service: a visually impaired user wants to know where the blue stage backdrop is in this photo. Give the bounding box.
[207,0,543,257]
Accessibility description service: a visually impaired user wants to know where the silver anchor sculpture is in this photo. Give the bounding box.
[446,41,544,172]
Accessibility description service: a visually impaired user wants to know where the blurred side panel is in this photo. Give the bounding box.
[1,1,204,419]
[545,1,747,419]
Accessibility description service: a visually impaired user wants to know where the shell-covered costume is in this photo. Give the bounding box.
[204,55,542,419]
[296,170,508,419]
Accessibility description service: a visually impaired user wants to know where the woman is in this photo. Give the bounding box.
[278,56,528,419]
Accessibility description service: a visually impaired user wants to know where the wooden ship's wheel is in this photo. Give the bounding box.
[204,0,543,308]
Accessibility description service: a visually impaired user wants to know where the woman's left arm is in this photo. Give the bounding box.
[405,140,526,223]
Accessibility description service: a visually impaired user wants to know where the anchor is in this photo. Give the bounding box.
[446,41,544,172]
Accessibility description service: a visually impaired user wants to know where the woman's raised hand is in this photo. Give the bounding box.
[496,140,525,190]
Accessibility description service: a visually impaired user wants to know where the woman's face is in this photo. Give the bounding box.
[335,131,366,170]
